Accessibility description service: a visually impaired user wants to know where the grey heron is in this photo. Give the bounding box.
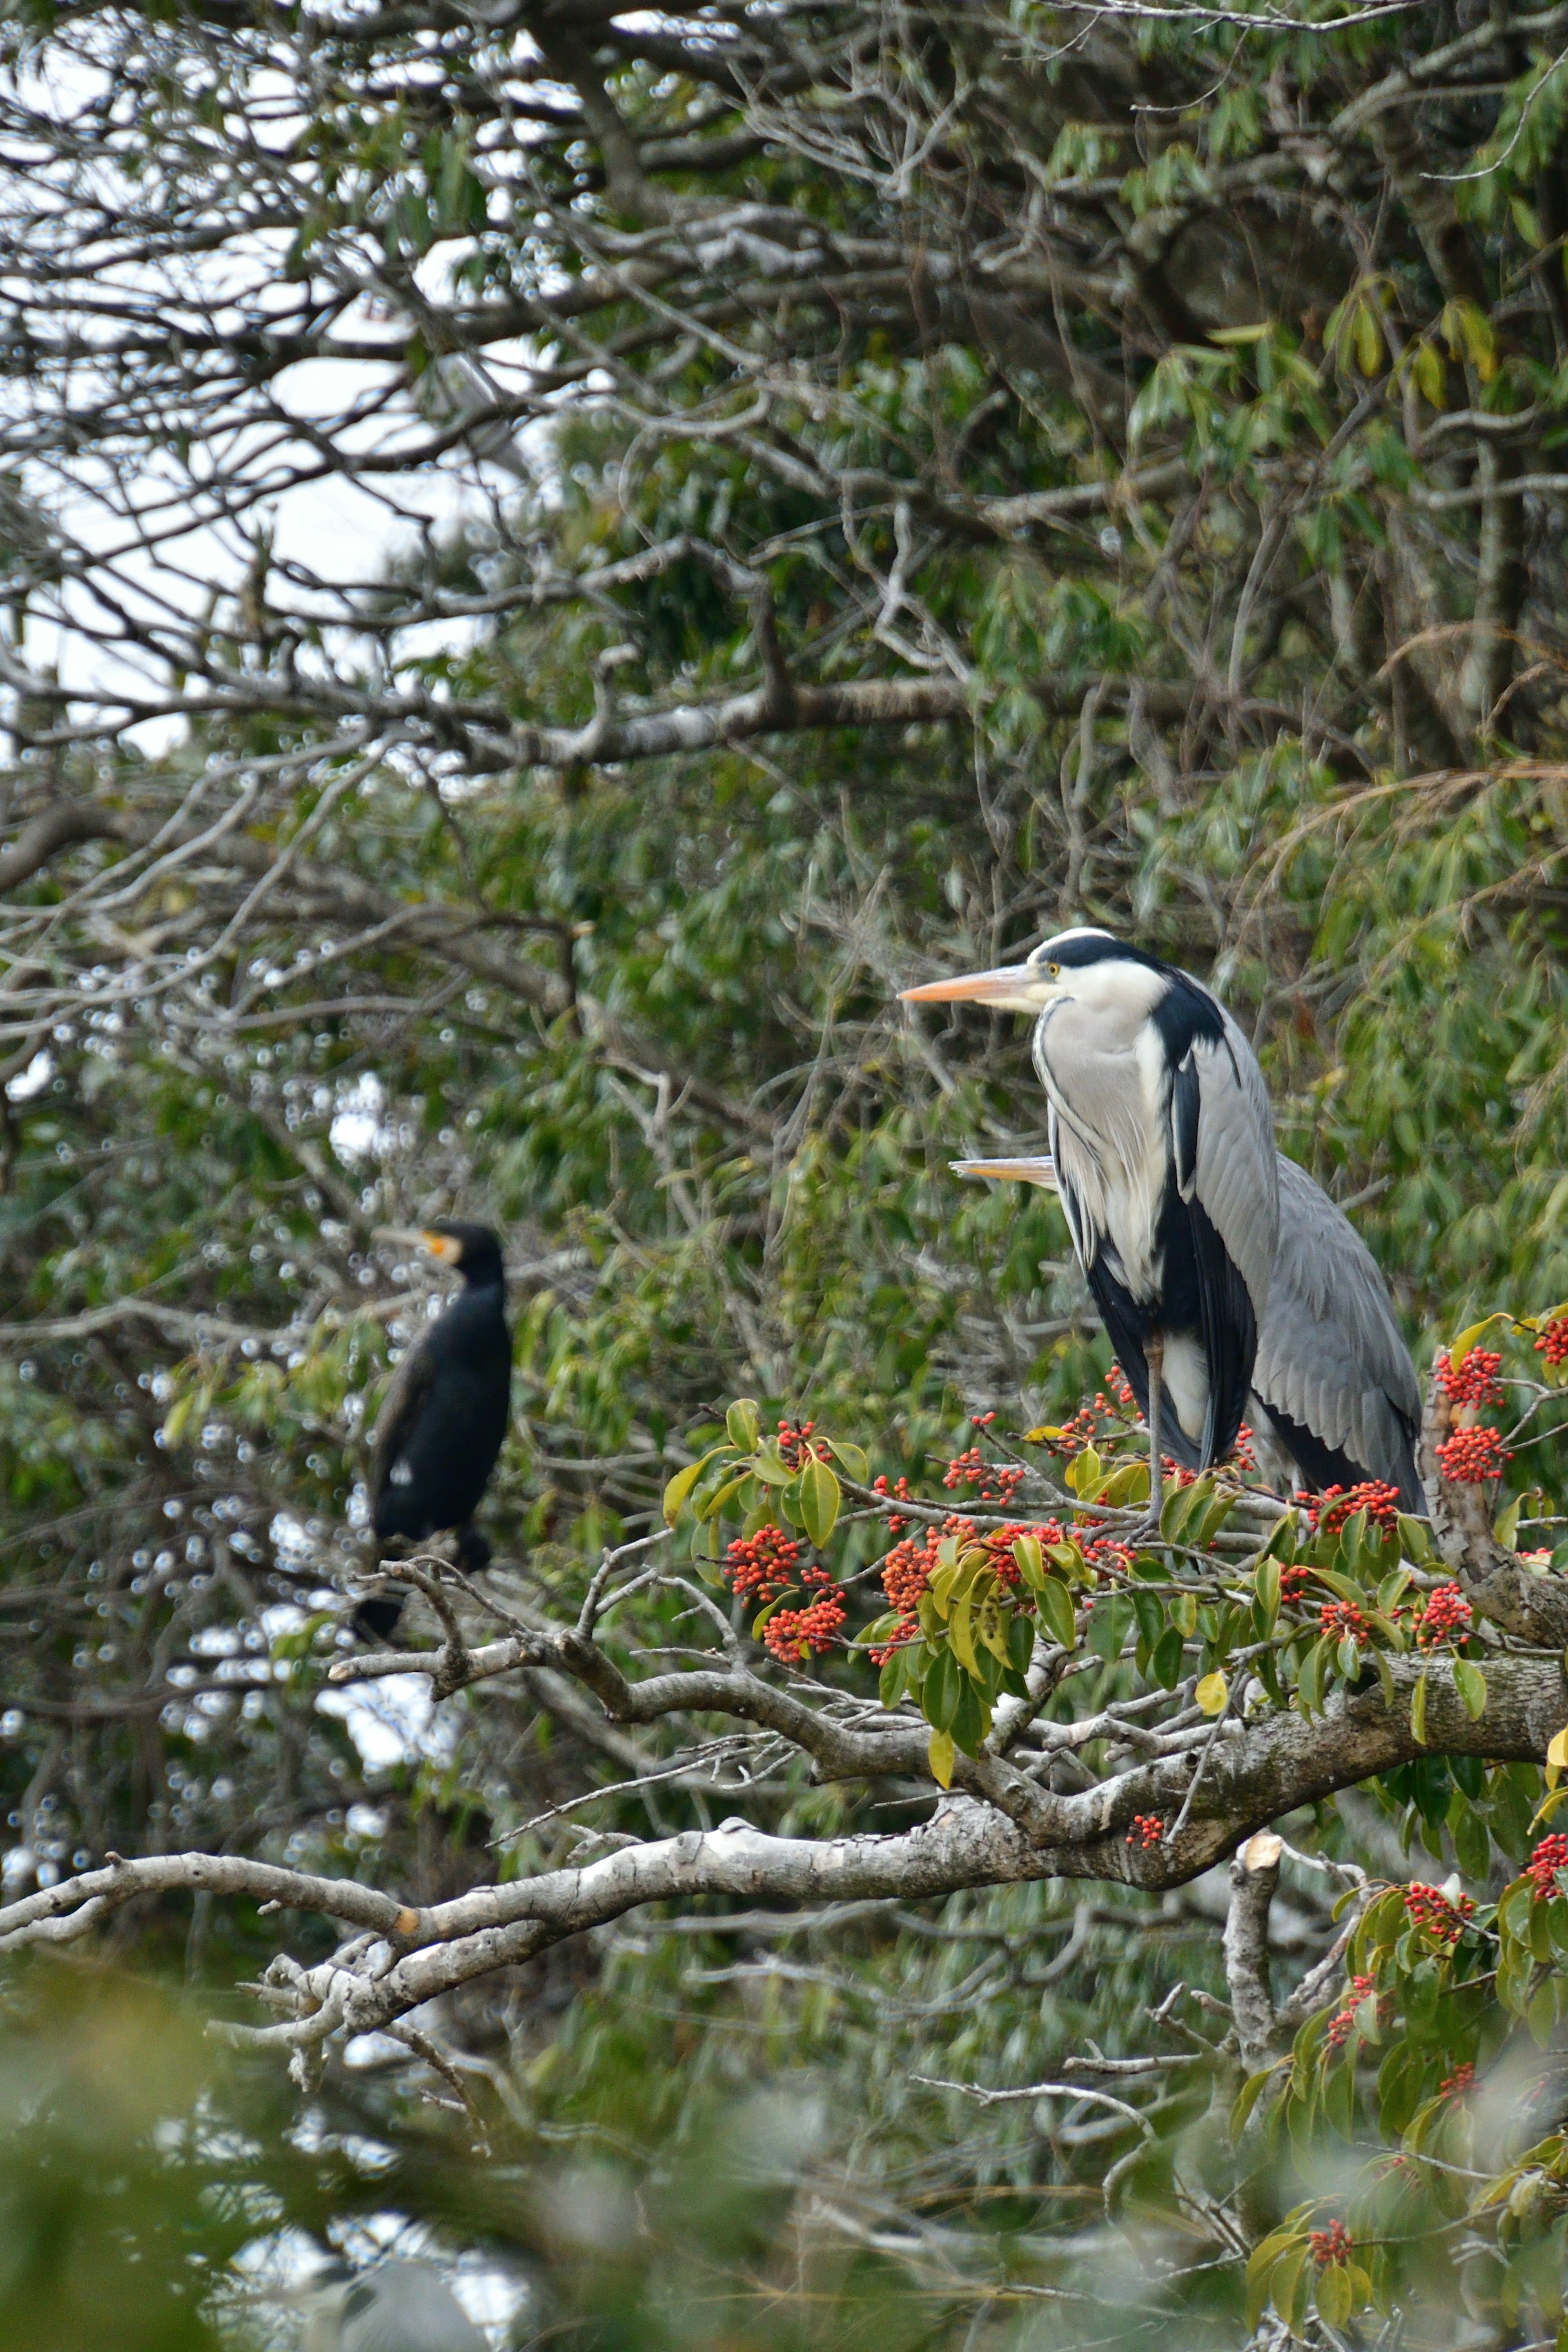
[901,927,1278,1517]
[953,1152,1424,1511]
[359,1221,511,1638]
[298,2258,488,2352]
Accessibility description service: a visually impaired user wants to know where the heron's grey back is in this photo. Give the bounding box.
[338,2261,488,2352]
[1188,1009,1279,1324]
[1253,1156,1421,1497]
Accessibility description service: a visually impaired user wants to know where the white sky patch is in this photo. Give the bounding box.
[5,1049,53,1102]
[318,1671,458,1772]
[330,1072,394,1165]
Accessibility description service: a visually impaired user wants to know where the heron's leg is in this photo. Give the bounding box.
[1144,1332,1165,1526]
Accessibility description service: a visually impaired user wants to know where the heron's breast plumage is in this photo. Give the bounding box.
[1034,989,1173,1304]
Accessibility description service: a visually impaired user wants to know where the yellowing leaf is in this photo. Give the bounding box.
[928,1728,956,1789]
[662,1454,709,1526]
[1022,1425,1059,1443]
[1548,1725,1568,1788]
[1448,1316,1497,1372]
[161,1390,196,1449]
[1353,299,1383,377]
[948,1594,982,1679]
[1412,339,1445,407]
[1196,1670,1229,1717]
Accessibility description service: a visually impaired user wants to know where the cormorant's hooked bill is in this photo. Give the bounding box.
[357,1220,511,1640]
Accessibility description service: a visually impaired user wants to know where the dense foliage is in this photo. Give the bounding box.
[11,1,1568,2344]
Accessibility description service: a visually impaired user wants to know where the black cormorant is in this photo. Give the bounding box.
[357,1220,510,1638]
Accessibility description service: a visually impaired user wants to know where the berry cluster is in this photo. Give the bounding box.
[1125,1813,1163,1849]
[1535,1316,1568,1368]
[1524,1832,1568,1900]
[1103,1365,1139,1412]
[880,1530,940,1619]
[763,1578,846,1664]
[1414,1581,1472,1648]
[724,1523,803,1606]
[775,1417,817,1470]
[1309,2222,1352,2270]
[1231,1421,1258,1474]
[985,1518,1067,1587]
[1319,1599,1370,1644]
[1325,1972,1377,2050]
[943,1447,1025,1503]
[1435,1424,1511,1483]
[1436,1346,1504,1407]
[1439,2062,1476,2100]
[1279,1566,1312,1605]
[1404,1881,1475,1944]
[1297,1480,1402,1537]
[872,1472,912,1532]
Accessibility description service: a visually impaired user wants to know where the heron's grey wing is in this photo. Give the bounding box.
[340,2263,488,2352]
[1186,1009,1280,1321]
[1253,1156,1422,1503]
[367,1331,437,1513]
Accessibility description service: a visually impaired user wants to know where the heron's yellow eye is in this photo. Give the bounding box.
[1045,961,1061,977]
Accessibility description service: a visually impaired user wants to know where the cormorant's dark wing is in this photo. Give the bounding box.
[1252,1156,1423,1509]
[368,1331,436,1522]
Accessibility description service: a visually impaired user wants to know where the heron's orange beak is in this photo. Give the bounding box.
[899,964,1050,1013]
[951,1156,1058,1190]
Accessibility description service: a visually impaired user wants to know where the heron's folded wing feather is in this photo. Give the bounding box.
[1189,1012,1279,1321]
[1255,1156,1421,1477]
[367,1330,437,1511]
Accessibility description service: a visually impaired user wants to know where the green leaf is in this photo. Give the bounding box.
[1230,2062,1280,2140]
[750,1590,795,1639]
[1037,1577,1077,1651]
[1398,1514,1435,1564]
[922,1646,962,1734]
[797,1456,841,1546]
[1089,1592,1131,1662]
[1316,2259,1352,2330]
[748,1450,795,1487]
[694,1470,749,1522]
[1454,1657,1488,1719]
[1411,1665,1429,1746]
[726,1397,760,1452]
[1011,1534,1047,1590]
[1151,1624,1185,1689]
[826,1438,868,1482]
[950,1675,992,1757]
